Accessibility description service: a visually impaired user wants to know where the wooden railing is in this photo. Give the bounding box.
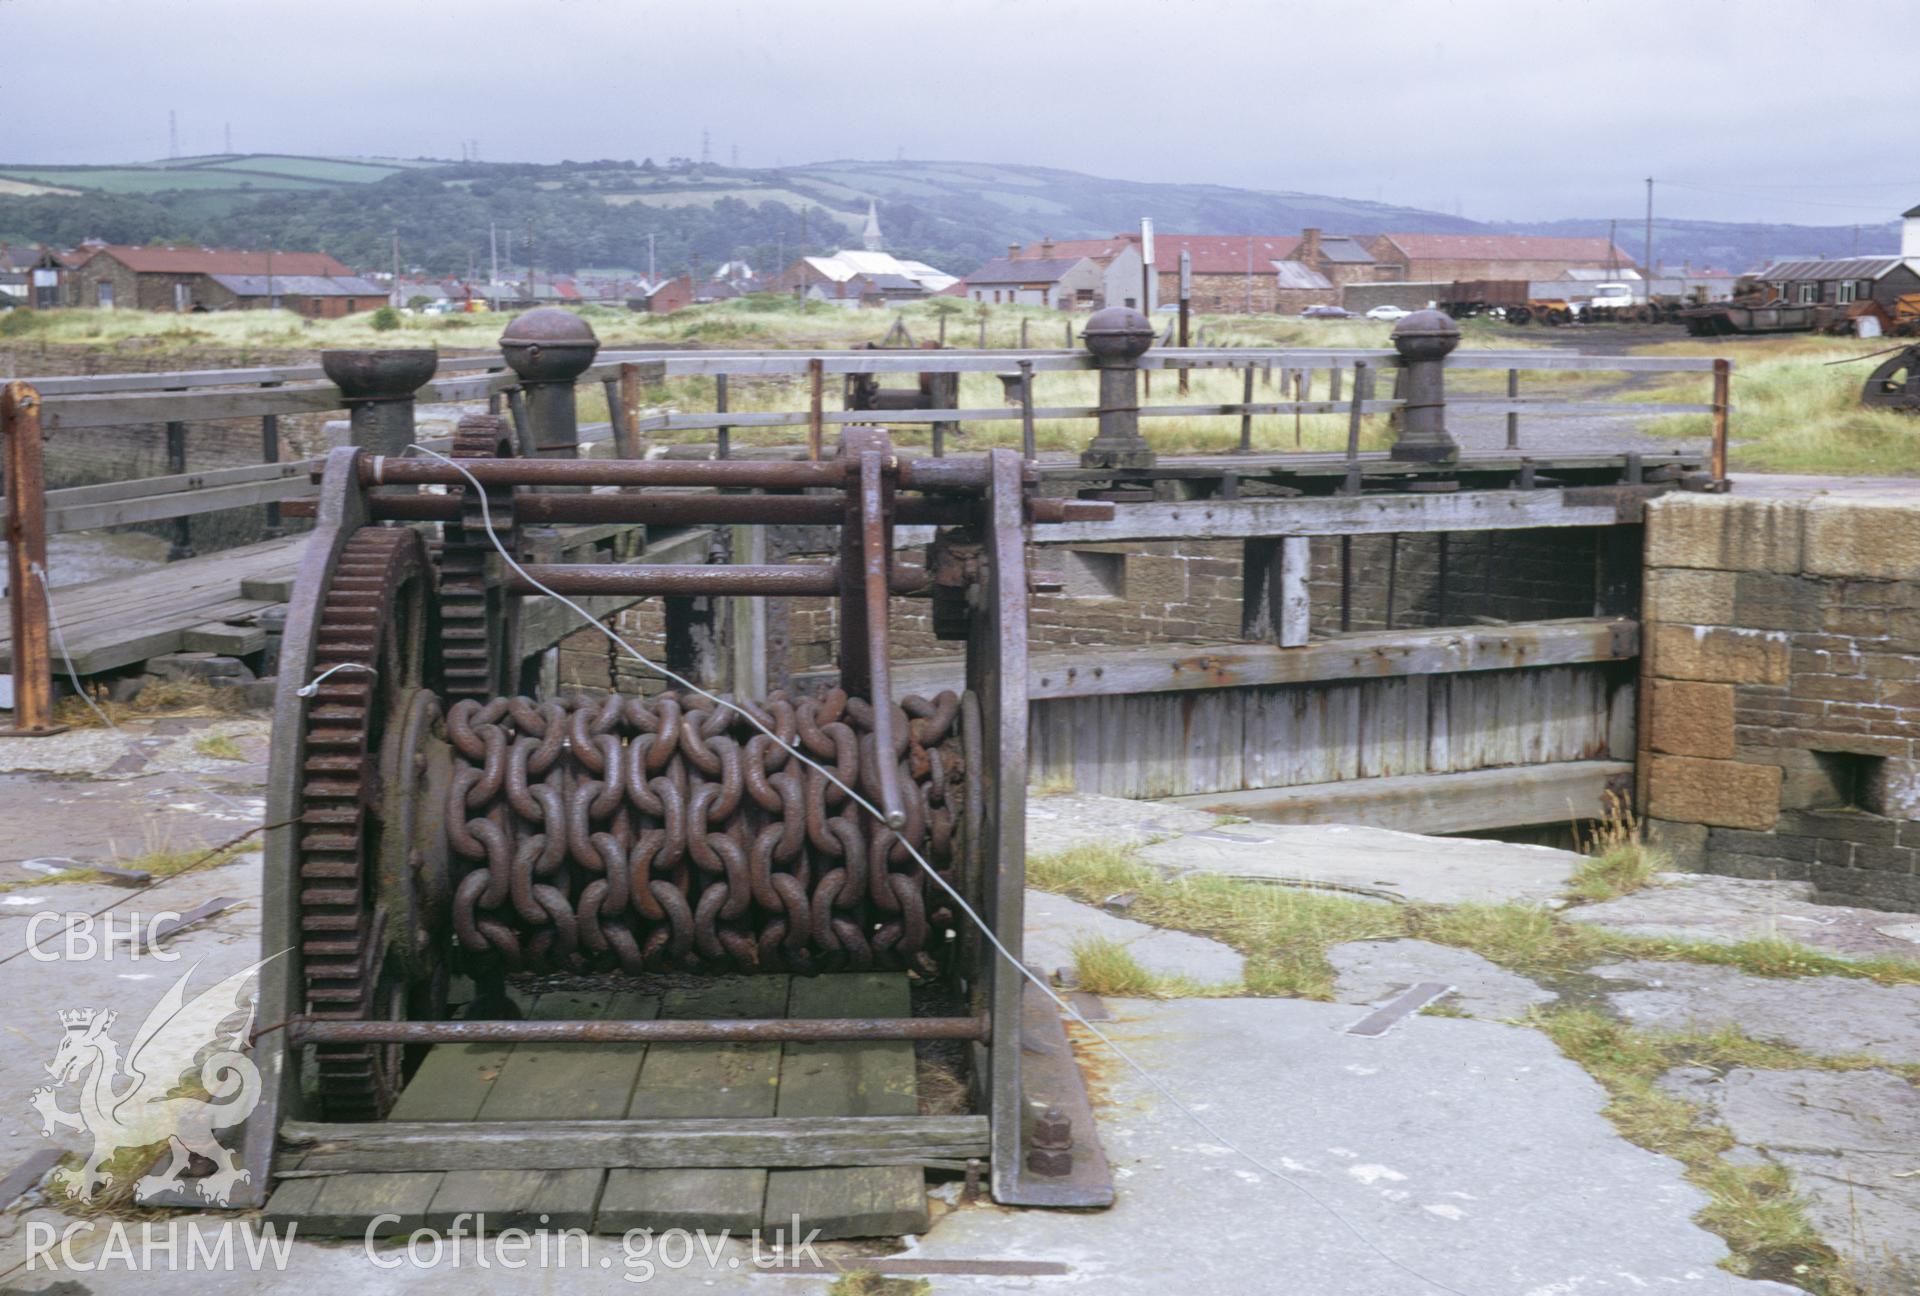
[8,342,1730,537]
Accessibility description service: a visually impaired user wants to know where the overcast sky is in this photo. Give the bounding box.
[2,0,1909,228]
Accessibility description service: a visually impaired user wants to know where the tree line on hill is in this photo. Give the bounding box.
[0,166,1002,282]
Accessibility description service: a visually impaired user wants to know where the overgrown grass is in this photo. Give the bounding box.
[825,1275,931,1296]
[1537,1009,1909,1291]
[191,733,246,761]
[1068,936,1231,998]
[1566,792,1664,904]
[0,839,251,893]
[1629,334,1920,475]
[1025,845,1920,1002]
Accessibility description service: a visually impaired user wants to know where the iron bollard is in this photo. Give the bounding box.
[321,348,438,457]
[1387,309,1460,463]
[1079,306,1155,470]
[499,309,601,461]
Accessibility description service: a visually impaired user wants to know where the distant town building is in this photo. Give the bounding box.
[1364,233,1640,284]
[626,275,693,314]
[203,273,388,318]
[965,245,1107,308]
[771,250,956,306]
[769,201,956,305]
[65,244,367,313]
[0,244,74,309]
[1751,206,1920,308]
[1007,236,1145,309]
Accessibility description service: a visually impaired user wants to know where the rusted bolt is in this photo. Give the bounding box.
[1026,1146,1073,1176]
[1032,1104,1072,1149]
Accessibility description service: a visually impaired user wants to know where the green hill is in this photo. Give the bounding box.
[0,153,1891,282]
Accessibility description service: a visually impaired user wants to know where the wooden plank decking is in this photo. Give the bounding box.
[0,537,303,675]
[265,974,934,1239]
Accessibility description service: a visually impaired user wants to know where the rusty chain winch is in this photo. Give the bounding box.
[240,419,1115,1214]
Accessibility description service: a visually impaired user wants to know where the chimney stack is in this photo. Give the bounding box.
[1008,243,1021,260]
[1299,227,1323,264]
[1040,235,1055,258]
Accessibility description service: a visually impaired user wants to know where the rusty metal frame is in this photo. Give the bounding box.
[250,432,1114,1213]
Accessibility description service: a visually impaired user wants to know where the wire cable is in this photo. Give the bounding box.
[409,443,1470,1296]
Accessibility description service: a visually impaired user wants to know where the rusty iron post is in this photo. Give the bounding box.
[1710,357,1730,488]
[1079,306,1155,469]
[2,382,67,737]
[1387,309,1461,463]
[499,308,600,462]
[321,348,437,458]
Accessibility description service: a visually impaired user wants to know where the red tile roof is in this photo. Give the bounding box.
[1019,233,1305,274]
[1376,233,1637,266]
[79,244,354,276]
[1019,236,1137,262]
[1151,234,1302,274]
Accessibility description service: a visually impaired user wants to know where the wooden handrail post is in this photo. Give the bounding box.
[2,382,68,737]
[807,358,824,461]
[617,361,643,459]
[1017,360,1036,460]
[1710,357,1730,488]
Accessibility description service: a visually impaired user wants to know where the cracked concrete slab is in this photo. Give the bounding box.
[1568,874,1920,962]
[1330,938,1559,1021]
[1,999,1804,1295]
[1139,821,1582,906]
[1593,960,1920,1063]
[1024,889,1244,986]
[1661,1067,1920,1287]
[1027,792,1222,856]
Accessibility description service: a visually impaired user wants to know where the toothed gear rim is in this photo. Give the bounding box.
[438,415,518,704]
[297,525,432,1120]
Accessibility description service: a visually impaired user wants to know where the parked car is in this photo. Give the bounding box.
[1365,304,1411,322]
[1300,305,1353,319]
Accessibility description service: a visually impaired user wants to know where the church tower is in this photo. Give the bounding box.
[861,200,884,252]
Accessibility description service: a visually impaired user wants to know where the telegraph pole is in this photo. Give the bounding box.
[391,231,401,308]
[489,221,499,308]
[1644,177,1655,277]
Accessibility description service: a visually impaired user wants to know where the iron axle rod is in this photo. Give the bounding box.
[354,455,996,493]
[361,492,1108,527]
[506,563,926,597]
[288,1015,990,1046]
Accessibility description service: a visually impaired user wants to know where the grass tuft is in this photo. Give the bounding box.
[826,1275,931,1296]
[192,733,246,761]
[1567,792,1664,903]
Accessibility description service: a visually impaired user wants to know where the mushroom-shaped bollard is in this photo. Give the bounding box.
[1079,306,1157,470]
[320,348,438,457]
[500,308,601,460]
[1387,309,1461,463]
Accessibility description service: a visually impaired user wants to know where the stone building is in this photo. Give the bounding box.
[1365,233,1640,284]
[66,244,361,312]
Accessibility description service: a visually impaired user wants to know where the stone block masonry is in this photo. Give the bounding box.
[1643,491,1920,911]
